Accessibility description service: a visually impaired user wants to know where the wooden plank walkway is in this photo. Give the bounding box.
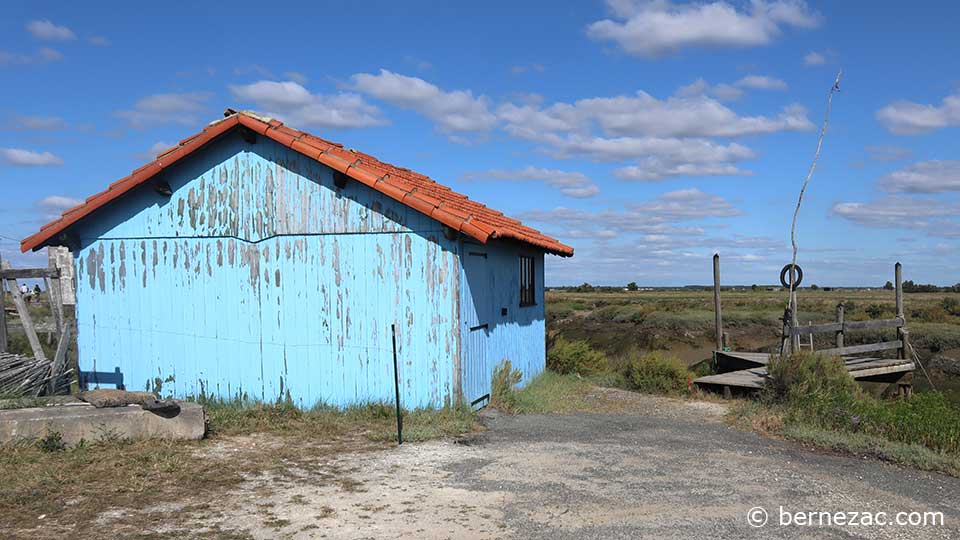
[695,354,915,392]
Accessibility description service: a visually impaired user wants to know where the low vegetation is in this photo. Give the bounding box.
[0,399,476,536]
[547,336,608,375]
[494,339,702,414]
[547,288,960,358]
[733,352,960,475]
[623,352,690,395]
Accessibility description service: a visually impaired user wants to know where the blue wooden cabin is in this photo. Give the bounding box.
[22,110,574,409]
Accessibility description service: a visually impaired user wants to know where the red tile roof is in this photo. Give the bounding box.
[21,110,573,257]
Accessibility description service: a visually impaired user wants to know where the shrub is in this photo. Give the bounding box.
[767,352,858,406]
[490,360,522,411]
[36,431,66,452]
[547,337,608,375]
[623,352,689,395]
[942,296,960,317]
[912,306,948,323]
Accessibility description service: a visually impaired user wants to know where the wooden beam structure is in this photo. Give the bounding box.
[0,268,60,280]
[706,261,916,398]
[3,274,45,362]
[713,253,723,351]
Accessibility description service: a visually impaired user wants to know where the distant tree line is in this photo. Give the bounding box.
[547,281,960,293]
[884,280,960,293]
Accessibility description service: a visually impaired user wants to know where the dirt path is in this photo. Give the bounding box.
[85,389,960,539]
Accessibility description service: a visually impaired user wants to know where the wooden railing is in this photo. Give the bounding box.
[779,263,909,359]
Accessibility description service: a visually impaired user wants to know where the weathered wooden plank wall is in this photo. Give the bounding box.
[73,132,460,408]
[459,240,545,405]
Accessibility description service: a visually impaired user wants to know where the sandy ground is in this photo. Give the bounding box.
[85,389,960,539]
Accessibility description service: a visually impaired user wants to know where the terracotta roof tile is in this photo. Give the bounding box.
[22,111,573,257]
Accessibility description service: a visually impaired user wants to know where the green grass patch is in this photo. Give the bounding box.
[508,371,594,414]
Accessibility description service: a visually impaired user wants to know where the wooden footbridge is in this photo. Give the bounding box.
[693,259,915,397]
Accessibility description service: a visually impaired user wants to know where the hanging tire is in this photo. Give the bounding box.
[780,264,803,288]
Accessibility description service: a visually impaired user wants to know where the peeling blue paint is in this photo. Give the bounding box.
[72,129,546,408]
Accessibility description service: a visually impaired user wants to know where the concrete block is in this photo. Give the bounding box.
[0,401,206,445]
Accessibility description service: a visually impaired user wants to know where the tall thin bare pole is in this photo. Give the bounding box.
[788,69,843,334]
[713,253,723,351]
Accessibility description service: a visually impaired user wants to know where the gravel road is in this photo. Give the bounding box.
[100,389,960,539]
[453,404,960,539]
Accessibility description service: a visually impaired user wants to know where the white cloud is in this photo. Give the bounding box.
[875,92,960,135]
[511,64,546,74]
[518,188,741,240]
[351,69,497,135]
[229,80,386,129]
[136,141,173,161]
[614,159,750,181]
[38,195,81,210]
[676,75,787,102]
[0,47,63,65]
[0,148,63,166]
[115,92,212,128]
[283,71,308,84]
[36,195,81,220]
[402,56,433,71]
[498,92,812,140]
[26,20,76,41]
[830,196,958,230]
[877,160,960,193]
[735,74,788,90]
[865,145,913,162]
[12,115,67,130]
[631,188,742,219]
[587,0,821,57]
[803,51,826,66]
[496,82,812,180]
[676,79,743,101]
[88,36,110,46]
[233,65,274,78]
[462,166,599,198]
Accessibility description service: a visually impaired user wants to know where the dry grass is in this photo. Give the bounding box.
[0,401,477,538]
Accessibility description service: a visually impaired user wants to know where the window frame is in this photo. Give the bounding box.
[519,255,536,307]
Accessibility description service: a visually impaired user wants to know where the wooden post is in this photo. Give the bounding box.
[45,275,64,339]
[713,253,723,351]
[895,262,906,360]
[786,263,800,352]
[5,277,45,361]
[47,326,71,395]
[835,302,845,349]
[0,278,7,354]
[781,307,793,356]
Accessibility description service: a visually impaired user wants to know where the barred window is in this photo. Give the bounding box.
[519,255,535,307]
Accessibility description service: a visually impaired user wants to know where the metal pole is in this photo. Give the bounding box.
[713,253,723,351]
[391,323,403,445]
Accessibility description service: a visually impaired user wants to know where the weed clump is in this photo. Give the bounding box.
[547,337,608,375]
[491,360,523,411]
[622,352,689,395]
[36,431,66,452]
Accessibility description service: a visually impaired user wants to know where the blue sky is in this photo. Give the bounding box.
[1,0,957,286]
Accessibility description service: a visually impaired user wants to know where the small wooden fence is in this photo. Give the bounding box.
[699,259,916,397]
[779,262,910,362]
[0,249,76,396]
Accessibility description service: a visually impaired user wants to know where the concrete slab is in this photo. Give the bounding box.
[0,401,206,445]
